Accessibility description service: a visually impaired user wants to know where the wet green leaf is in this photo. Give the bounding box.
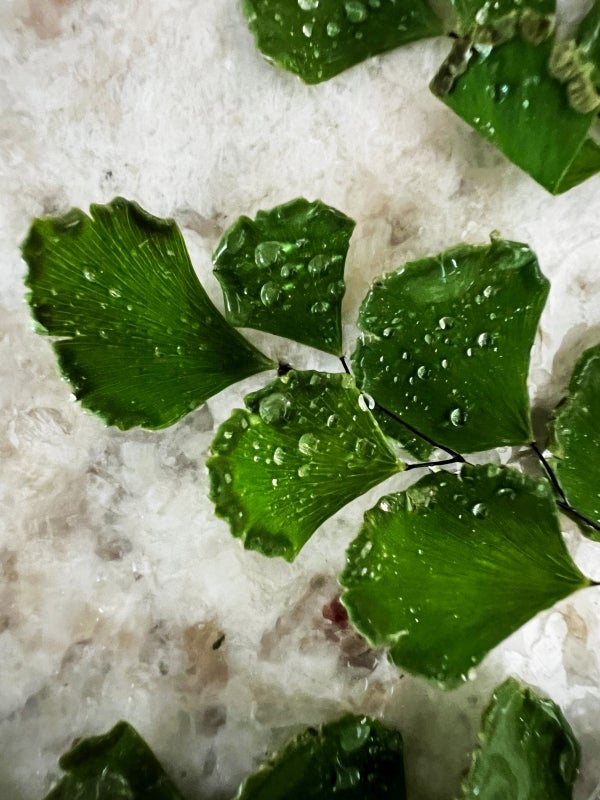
[207,370,403,561]
[576,0,600,88]
[461,678,579,800]
[23,198,274,430]
[213,198,354,355]
[448,0,554,38]
[340,464,590,687]
[432,33,600,194]
[235,714,406,799]
[43,721,184,800]
[351,237,548,455]
[549,342,600,537]
[242,0,444,84]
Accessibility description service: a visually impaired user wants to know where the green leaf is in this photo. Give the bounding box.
[576,0,600,88]
[432,33,600,194]
[235,714,406,799]
[549,342,600,537]
[351,237,549,455]
[23,197,274,430]
[242,0,445,85]
[461,678,580,800]
[207,370,403,561]
[448,0,554,39]
[43,721,184,800]
[213,198,354,356]
[340,464,590,687]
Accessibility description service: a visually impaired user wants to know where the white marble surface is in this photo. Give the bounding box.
[2,1,600,798]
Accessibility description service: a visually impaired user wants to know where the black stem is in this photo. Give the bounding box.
[530,442,567,504]
[339,356,465,462]
[340,355,351,375]
[376,404,465,462]
[530,442,600,535]
[405,456,463,472]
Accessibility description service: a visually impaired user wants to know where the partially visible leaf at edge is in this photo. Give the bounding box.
[44,721,184,800]
[432,34,600,194]
[549,342,600,538]
[577,0,600,87]
[461,678,579,800]
[208,369,403,561]
[351,237,549,456]
[213,198,355,355]
[242,0,445,85]
[235,714,406,799]
[340,464,590,687]
[448,0,554,39]
[23,197,274,430]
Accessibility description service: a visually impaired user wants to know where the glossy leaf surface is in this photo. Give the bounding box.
[242,0,444,84]
[23,198,274,429]
[352,237,548,455]
[341,464,590,686]
[461,678,579,800]
[549,343,600,537]
[208,370,402,561]
[213,198,354,355]
[44,721,184,800]
[433,34,600,194]
[235,714,406,799]
[448,0,554,37]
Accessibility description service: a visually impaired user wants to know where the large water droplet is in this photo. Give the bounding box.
[417,365,430,379]
[308,254,330,275]
[449,407,467,427]
[298,0,319,8]
[260,281,282,307]
[273,446,286,465]
[355,438,376,458]
[298,432,320,455]
[471,502,488,518]
[345,0,368,22]
[358,392,375,412]
[254,241,281,267]
[340,721,371,752]
[259,392,292,425]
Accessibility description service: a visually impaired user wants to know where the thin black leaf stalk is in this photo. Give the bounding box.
[530,442,600,536]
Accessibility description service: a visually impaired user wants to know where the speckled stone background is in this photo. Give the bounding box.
[2,1,600,798]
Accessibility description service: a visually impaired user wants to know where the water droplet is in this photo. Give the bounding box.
[441,358,448,369]
[273,446,286,465]
[402,351,410,360]
[327,280,345,298]
[298,432,320,455]
[109,287,121,298]
[302,22,313,37]
[254,241,281,267]
[355,438,376,458]
[438,316,455,330]
[310,300,330,314]
[259,392,292,425]
[471,502,488,518]
[483,284,494,298]
[465,347,473,357]
[450,407,467,427]
[308,254,330,275]
[340,721,371,752]
[417,365,430,379]
[326,414,339,428]
[327,20,341,36]
[297,0,319,8]
[335,765,361,790]
[345,0,368,22]
[297,463,312,478]
[83,268,96,281]
[260,281,282,307]
[477,332,491,348]
[358,392,375,411]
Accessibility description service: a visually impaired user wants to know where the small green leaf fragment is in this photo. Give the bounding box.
[213,198,354,355]
[340,464,590,687]
[207,370,403,561]
[235,714,406,799]
[461,678,580,800]
[352,237,548,455]
[433,34,600,194]
[577,0,600,88]
[549,343,600,537]
[43,721,184,800]
[23,198,274,430]
[242,0,444,84]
